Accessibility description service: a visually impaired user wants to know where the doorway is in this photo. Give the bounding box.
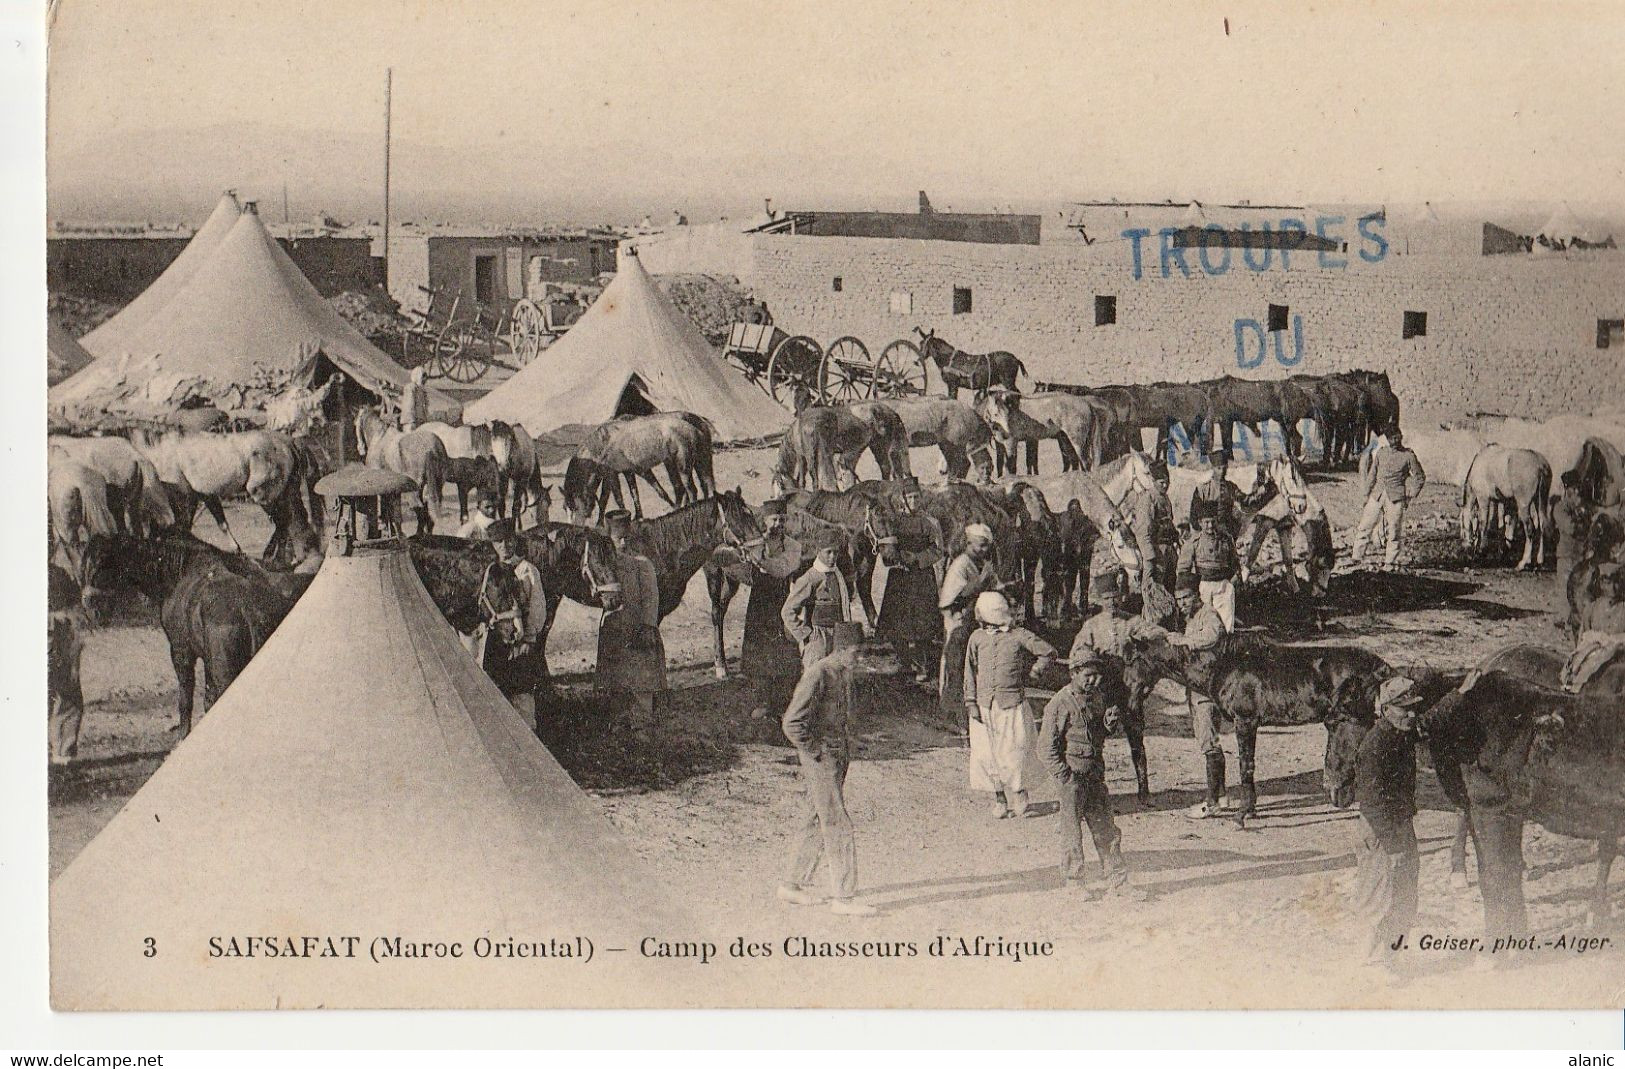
[473,254,497,304]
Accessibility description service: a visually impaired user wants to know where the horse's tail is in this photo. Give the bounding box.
[135,457,176,533]
[1014,356,1035,393]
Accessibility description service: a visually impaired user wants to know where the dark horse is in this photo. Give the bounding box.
[1416,643,1624,942]
[78,532,316,736]
[1121,631,1391,824]
[407,522,623,706]
[915,328,1030,399]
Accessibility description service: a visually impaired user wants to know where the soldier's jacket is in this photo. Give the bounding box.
[1068,609,1169,664]
[1359,445,1426,502]
[1039,682,1111,780]
[1177,606,1226,695]
[782,652,855,758]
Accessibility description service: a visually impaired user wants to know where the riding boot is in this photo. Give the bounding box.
[1184,752,1225,820]
[1215,755,1230,811]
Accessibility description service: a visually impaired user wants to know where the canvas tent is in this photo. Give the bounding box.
[1535,203,1615,250]
[79,190,242,359]
[47,321,93,386]
[51,533,693,1010]
[464,249,787,443]
[50,204,449,423]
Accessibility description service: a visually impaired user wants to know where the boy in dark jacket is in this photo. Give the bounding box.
[1351,675,1424,968]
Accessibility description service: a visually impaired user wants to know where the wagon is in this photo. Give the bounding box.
[722,320,930,406]
[506,295,581,365]
[403,287,571,383]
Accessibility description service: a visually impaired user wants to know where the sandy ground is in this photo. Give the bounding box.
[47,440,1624,1009]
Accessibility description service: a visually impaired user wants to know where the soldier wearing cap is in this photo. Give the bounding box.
[963,590,1057,819]
[1189,443,1242,533]
[595,509,667,715]
[1352,675,1425,969]
[1068,571,1171,726]
[1039,647,1148,900]
[1167,579,1231,819]
[777,622,890,917]
[1177,503,1240,632]
[874,477,944,683]
[738,497,804,712]
[781,541,853,668]
[1349,429,1426,571]
[483,518,550,722]
[457,488,500,540]
[938,522,1001,730]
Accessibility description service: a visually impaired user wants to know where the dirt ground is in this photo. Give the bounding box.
[48,440,1624,1009]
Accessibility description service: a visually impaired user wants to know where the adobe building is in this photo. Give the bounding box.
[384,226,621,314]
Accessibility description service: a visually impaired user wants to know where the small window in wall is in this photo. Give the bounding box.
[889,290,913,315]
[1403,310,1427,339]
[1095,294,1116,326]
[1600,319,1625,349]
[952,287,973,314]
[1267,303,1289,332]
[832,276,843,292]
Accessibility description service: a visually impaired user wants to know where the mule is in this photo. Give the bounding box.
[1461,444,1553,570]
[78,532,315,736]
[353,407,447,534]
[915,328,1030,398]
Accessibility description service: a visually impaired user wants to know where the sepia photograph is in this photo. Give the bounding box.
[26,0,1625,1021]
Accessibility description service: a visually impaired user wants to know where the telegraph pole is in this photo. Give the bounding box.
[383,67,393,290]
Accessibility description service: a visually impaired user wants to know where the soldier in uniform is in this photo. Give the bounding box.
[485,518,550,725]
[874,478,944,683]
[1168,580,1230,819]
[1039,647,1149,900]
[595,510,667,715]
[781,543,852,667]
[937,522,1000,730]
[1189,444,1242,533]
[48,564,86,766]
[739,498,805,715]
[1177,509,1240,632]
[1352,676,1425,970]
[1349,429,1426,570]
[1067,571,1169,727]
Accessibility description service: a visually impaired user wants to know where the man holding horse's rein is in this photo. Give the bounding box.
[486,519,549,723]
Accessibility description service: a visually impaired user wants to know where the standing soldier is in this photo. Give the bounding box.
[48,564,86,766]
[1552,471,1588,623]
[1348,429,1426,571]
[595,510,667,716]
[962,591,1057,819]
[1039,647,1149,900]
[1168,580,1230,819]
[781,543,852,667]
[1178,509,1240,632]
[486,519,550,725]
[1068,572,1169,726]
[739,498,805,716]
[1351,676,1425,971]
[874,478,944,684]
[1127,458,1178,594]
[938,523,1000,730]
[1190,445,1241,533]
[777,622,884,917]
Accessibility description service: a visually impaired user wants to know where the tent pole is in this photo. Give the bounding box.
[383,68,392,293]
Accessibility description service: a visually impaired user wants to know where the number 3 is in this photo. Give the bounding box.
[143,937,156,958]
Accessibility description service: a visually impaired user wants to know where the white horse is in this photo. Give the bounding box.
[49,460,119,575]
[1237,456,1332,594]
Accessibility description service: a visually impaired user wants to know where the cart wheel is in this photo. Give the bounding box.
[767,335,824,408]
[437,326,490,383]
[876,339,927,397]
[509,299,546,366]
[822,337,871,403]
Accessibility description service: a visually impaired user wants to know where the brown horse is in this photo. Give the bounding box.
[562,412,716,521]
[978,391,1108,473]
[772,404,911,494]
[915,328,1030,398]
[353,407,447,533]
[865,396,995,482]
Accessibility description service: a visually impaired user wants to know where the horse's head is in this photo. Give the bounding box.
[476,560,525,647]
[78,532,146,623]
[863,505,904,569]
[575,527,623,611]
[715,488,765,552]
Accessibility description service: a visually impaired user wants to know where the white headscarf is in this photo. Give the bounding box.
[964,523,994,545]
[974,590,1012,628]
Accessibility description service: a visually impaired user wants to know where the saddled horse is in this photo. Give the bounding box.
[915,328,1030,398]
[562,412,717,521]
[1123,630,1392,823]
[1461,444,1553,571]
[129,427,311,560]
[772,404,911,494]
[78,532,316,736]
[354,407,448,533]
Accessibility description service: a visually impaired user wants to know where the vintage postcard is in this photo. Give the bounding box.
[41,0,1625,1013]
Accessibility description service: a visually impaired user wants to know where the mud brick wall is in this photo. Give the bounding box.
[743,234,1625,424]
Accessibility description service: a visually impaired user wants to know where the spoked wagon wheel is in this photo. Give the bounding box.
[508,299,547,366]
[766,335,824,408]
[435,326,491,383]
[821,336,872,403]
[875,339,928,398]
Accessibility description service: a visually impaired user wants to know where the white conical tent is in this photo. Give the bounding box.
[79,191,241,359]
[49,206,439,419]
[1536,203,1598,246]
[464,250,787,443]
[51,540,694,1010]
[47,321,93,386]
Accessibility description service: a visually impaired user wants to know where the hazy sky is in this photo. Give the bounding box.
[46,0,1625,222]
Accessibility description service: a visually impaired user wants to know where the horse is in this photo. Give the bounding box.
[914,328,1030,398]
[775,481,908,626]
[1566,511,1625,639]
[1340,369,1401,442]
[444,456,503,522]
[1419,642,1625,937]
[77,532,316,736]
[49,460,121,576]
[488,419,548,524]
[1202,376,1289,462]
[353,407,448,534]
[127,427,312,556]
[865,396,995,483]
[1042,381,1211,461]
[616,490,765,678]
[563,412,716,520]
[773,404,910,494]
[1461,444,1553,571]
[978,391,1108,474]
[1122,630,1392,824]
[974,391,1072,476]
[49,435,170,536]
[1235,455,1334,595]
